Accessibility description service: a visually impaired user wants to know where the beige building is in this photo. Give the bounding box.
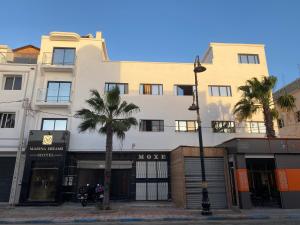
[273,78,300,137]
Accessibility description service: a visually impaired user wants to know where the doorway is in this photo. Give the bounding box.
[111,170,130,200]
[246,158,281,207]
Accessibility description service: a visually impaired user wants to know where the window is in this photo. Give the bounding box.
[52,48,75,65]
[140,84,163,95]
[41,119,67,131]
[3,75,22,90]
[140,120,164,132]
[277,119,284,128]
[105,83,128,94]
[212,121,235,133]
[246,121,266,134]
[238,54,260,64]
[0,112,15,128]
[175,85,195,96]
[46,81,71,102]
[208,85,232,97]
[296,111,300,122]
[175,120,198,132]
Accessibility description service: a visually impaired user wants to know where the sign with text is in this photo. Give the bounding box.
[137,153,168,161]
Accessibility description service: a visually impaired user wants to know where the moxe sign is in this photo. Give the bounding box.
[137,153,167,160]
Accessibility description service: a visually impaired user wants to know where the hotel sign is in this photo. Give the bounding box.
[137,153,167,161]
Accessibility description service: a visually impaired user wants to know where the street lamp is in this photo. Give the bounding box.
[189,55,212,215]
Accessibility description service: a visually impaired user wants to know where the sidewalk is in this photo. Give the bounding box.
[1,202,300,224]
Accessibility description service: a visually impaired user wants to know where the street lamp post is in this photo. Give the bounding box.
[188,55,212,215]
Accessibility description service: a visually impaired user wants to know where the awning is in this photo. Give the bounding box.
[77,160,133,169]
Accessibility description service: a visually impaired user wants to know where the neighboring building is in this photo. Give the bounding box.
[5,31,296,209]
[273,78,300,138]
[0,45,39,202]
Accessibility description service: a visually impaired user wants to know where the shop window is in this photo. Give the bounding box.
[238,54,260,64]
[212,121,235,133]
[175,120,198,132]
[3,75,22,90]
[52,48,75,65]
[41,118,67,131]
[175,85,195,96]
[139,84,163,95]
[140,120,164,132]
[208,85,232,97]
[0,112,15,128]
[105,83,128,94]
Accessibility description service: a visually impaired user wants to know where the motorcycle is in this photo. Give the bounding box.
[77,184,104,207]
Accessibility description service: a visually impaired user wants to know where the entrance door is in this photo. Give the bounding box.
[246,158,281,207]
[0,157,15,202]
[28,168,59,201]
[111,170,130,199]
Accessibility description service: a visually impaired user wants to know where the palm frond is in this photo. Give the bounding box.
[233,98,259,121]
[86,90,106,113]
[276,93,296,111]
[105,87,120,113]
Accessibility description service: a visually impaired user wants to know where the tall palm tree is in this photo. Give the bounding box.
[234,76,295,137]
[75,88,139,209]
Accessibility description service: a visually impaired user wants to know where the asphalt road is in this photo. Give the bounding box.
[11,220,300,225]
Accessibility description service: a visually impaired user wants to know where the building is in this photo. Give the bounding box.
[273,78,300,138]
[1,31,282,208]
[0,45,39,203]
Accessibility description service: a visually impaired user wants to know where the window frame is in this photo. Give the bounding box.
[296,111,300,123]
[175,85,195,96]
[246,121,266,134]
[238,54,260,64]
[139,84,163,95]
[52,47,76,65]
[41,118,68,131]
[3,75,22,90]
[211,120,236,133]
[46,81,71,102]
[277,118,284,128]
[175,120,198,132]
[139,120,164,132]
[208,85,232,97]
[104,83,129,94]
[0,112,16,128]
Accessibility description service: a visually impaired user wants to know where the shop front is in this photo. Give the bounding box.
[220,138,300,209]
[19,130,70,205]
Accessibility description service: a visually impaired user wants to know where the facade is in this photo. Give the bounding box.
[1,31,276,207]
[273,78,300,138]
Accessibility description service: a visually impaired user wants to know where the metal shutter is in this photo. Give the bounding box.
[184,157,227,209]
[0,157,16,202]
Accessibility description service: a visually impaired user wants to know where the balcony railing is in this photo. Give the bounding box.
[0,52,38,64]
[36,88,71,107]
[42,52,76,65]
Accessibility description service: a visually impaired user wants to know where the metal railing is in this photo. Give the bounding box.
[36,88,71,103]
[42,52,76,65]
[0,52,38,64]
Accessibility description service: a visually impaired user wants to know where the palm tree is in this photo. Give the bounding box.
[234,76,295,137]
[75,88,139,209]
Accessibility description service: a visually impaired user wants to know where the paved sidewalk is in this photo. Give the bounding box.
[1,202,300,224]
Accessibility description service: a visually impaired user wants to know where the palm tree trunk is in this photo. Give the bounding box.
[262,104,276,138]
[103,125,113,210]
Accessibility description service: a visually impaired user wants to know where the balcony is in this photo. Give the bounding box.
[35,88,71,108]
[41,52,76,73]
[0,52,37,64]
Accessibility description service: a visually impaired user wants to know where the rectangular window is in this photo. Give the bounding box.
[238,54,260,64]
[46,81,71,102]
[105,83,128,94]
[212,121,235,133]
[246,121,266,134]
[277,119,284,128]
[140,120,164,132]
[175,120,198,132]
[208,85,232,96]
[41,118,67,131]
[140,84,163,95]
[175,85,195,96]
[296,111,300,122]
[52,48,75,65]
[0,112,15,128]
[3,75,22,90]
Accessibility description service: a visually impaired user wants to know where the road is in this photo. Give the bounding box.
[12,220,300,225]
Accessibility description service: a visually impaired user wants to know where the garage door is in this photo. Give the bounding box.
[184,157,227,209]
[0,157,16,202]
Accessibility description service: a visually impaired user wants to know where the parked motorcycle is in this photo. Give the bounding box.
[77,184,104,207]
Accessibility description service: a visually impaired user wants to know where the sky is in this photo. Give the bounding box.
[0,0,299,90]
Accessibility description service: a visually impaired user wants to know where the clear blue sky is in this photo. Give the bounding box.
[0,0,299,89]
